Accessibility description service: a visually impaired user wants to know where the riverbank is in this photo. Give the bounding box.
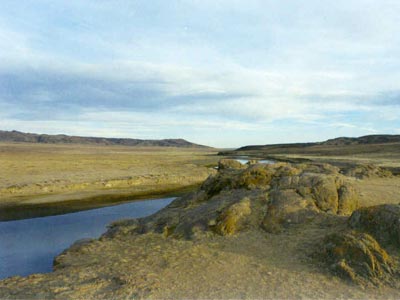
[0,184,196,221]
[0,143,219,220]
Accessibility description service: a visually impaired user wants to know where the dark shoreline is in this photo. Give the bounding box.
[0,184,199,222]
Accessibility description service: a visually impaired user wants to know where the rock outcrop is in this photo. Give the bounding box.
[262,164,359,233]
[106,162,360,239]
[316,204,400,285]
[348,204,400,247]
[317,230,395,285]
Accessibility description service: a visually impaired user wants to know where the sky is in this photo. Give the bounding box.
[1,0,400,148]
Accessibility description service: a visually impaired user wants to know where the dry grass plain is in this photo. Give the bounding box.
[0,143,219,219]
[271,152,400,170]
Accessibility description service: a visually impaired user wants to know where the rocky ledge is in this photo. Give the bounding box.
[107,160,359,239]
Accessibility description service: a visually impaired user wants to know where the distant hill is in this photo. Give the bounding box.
[235,135,400,152]
[323,135,400,146]
[216,134,400,158]
[0,130,210,148]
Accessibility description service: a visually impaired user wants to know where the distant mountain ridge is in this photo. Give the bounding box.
[236,134,400,151]
[323,135,400,145]
[0,130,209,148]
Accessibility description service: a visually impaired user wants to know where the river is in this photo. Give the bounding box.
[0,197,174,279]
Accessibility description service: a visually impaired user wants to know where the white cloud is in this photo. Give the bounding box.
[1,0,400,146]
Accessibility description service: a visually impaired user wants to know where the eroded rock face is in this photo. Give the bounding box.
[261,164,359,233]
[348,204,400,247]
[214,197,252,235]
[105,161,360,239]
[261,188,320,233]
[317,231,395,285]
[337,183,360,215]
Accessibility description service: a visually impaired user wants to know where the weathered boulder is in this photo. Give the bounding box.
[337,183,359,215]
[236,164,275,189]
[317,230,395,285]
[262,164,359,232]
[119,188,268,239]
[311,175,340,213]
[201,163,274,197]
[214,197,252,235]
[201,172,235,197]
[218,159,245,170]
[262,188,319,233]
[348,204,400,247]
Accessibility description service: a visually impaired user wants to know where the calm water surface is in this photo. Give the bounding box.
[0,197,174,279]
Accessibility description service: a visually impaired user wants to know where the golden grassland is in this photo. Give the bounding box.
[0,143,219,217]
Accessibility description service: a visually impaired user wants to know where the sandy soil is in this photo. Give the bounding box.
[354,177,400,207]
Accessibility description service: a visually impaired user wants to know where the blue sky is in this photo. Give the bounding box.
[1,0,400,147]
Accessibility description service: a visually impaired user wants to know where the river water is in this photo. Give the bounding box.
[234,157,275,165]
[0,197,174,279]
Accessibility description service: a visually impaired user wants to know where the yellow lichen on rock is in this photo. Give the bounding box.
[337,183,359,215]
[348,204,400,247]
[215,198,252,235]
[237,165,274,189]
[317,230,395,285]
